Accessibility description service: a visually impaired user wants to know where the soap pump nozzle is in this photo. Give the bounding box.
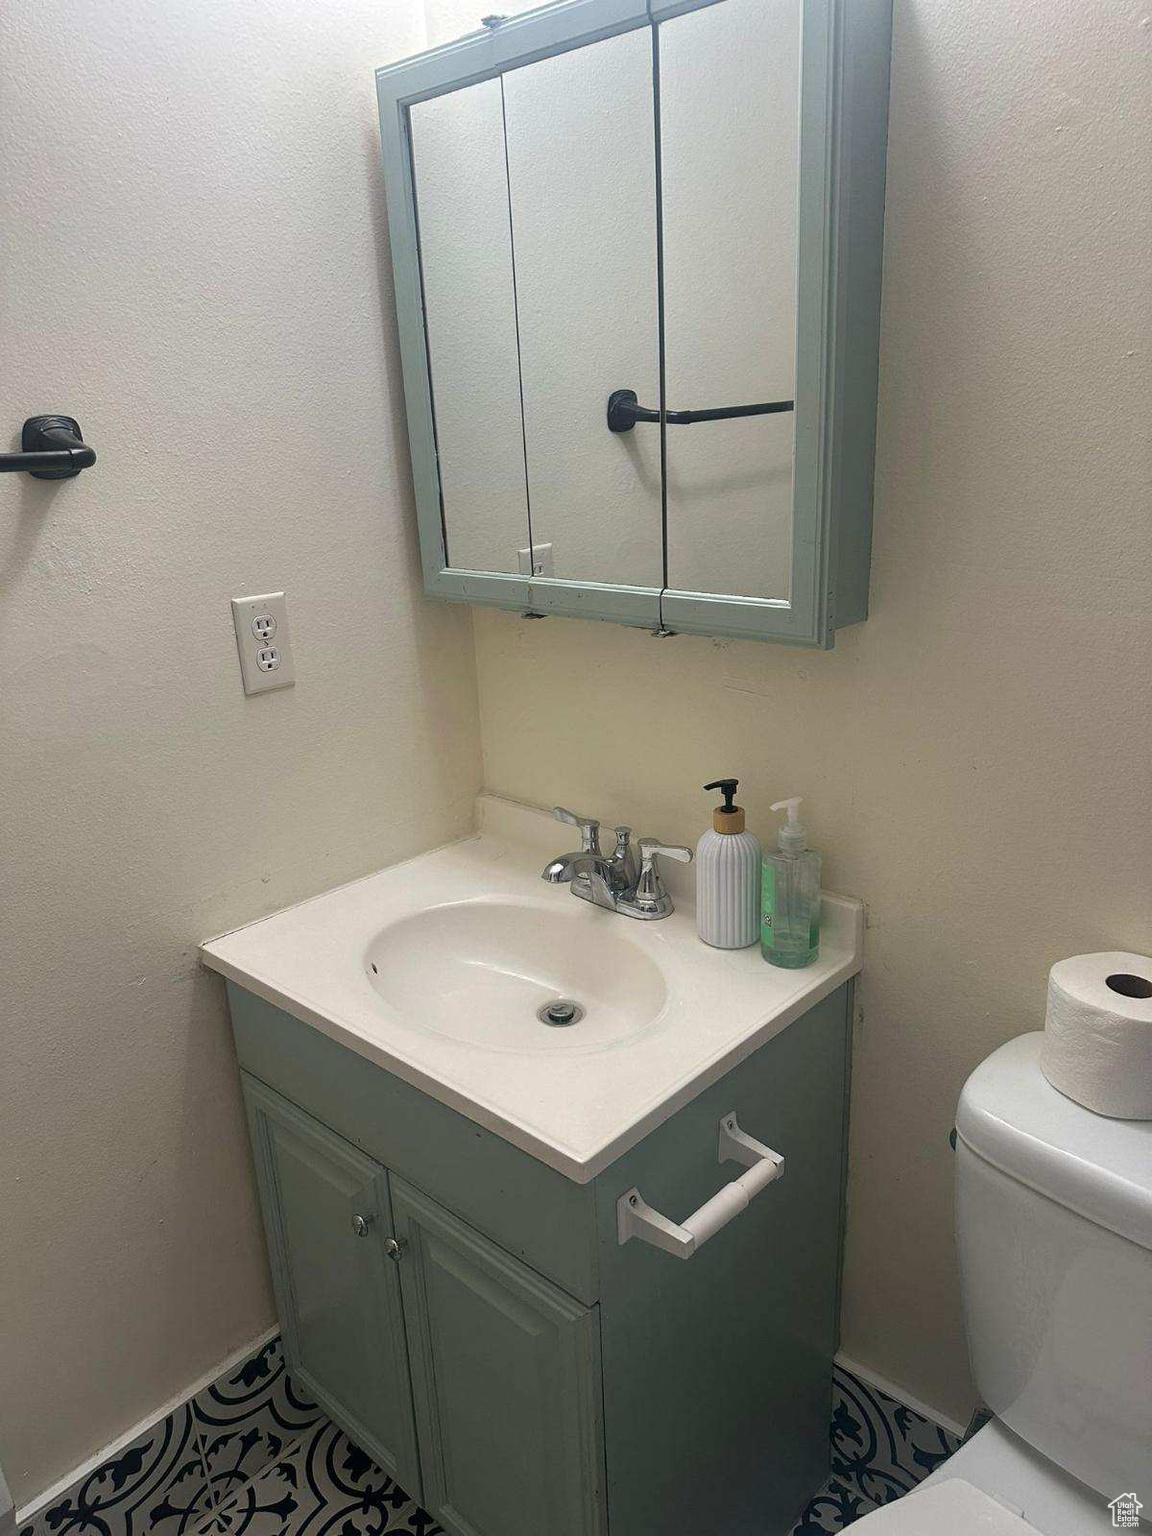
[770,796,806,853]
[704,777,744,834]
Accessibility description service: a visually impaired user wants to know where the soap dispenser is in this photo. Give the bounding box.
[761,797,821,968]
[696,778,761,949]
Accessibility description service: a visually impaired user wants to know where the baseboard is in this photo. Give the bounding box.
[14,1325,278,1525]
[834,1350,969,1440]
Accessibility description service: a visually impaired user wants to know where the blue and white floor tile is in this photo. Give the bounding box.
[193,1338,323,1510]
[198,1420,442,1536]
[18,1404,215,1536]
[789,1364,962,1532]
[193,1355,956,1536]
[16,1336,957,1536]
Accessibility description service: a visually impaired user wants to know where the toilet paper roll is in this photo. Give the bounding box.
[1040,952,1152,1119]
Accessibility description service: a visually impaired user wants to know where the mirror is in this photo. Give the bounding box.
[410,28,660,588]
[408,1,795,597]
[660,0,800,601]
[378,0,889,646]
[503,30,661,588]
[409,80,526,573]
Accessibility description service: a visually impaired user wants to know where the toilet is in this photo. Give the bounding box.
[853,1032,1152,1535]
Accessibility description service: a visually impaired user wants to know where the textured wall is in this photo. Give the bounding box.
[472,0,1152,1425]
[0,0,481,1503]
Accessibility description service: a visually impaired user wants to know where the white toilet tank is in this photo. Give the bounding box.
[955,1033,1152,1500]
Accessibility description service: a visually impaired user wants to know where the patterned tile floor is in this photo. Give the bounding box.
[16,1405,218,1536]
[192,1338,325,1510]
[192,1359,960,1536]
[197,1420,442,1536]
[18,1337,959,1536]
[790,1366,961,1532]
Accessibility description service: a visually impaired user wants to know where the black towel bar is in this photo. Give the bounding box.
[606,389,794,433]
[0,416,96,479]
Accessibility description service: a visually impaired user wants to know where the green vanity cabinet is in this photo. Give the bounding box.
[228,979,852,1536]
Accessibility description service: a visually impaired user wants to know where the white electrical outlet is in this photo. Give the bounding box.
[231,592,295,695]
[518,542,554,577]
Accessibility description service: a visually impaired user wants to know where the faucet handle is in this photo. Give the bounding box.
[637,838,693,870]
[622,838,693,918]
[553,805,601,853]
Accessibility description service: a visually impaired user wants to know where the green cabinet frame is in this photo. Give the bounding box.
[375,0,892,647]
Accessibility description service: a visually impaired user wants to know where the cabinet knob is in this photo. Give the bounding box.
[384,1236,406,1262]
[351,1213,374,1237]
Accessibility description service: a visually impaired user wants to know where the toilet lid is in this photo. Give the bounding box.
[849,1479,1041,1534]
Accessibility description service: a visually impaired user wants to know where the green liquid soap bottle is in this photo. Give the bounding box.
[761,797,821,968]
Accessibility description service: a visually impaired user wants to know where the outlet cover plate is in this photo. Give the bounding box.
[231,591,295,695]
[517,543,554,578]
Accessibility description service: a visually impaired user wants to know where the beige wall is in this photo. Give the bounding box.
[472,0,1152,1426]
[0,0,481,1505]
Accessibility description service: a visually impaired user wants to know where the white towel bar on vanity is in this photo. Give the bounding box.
[616,1113,786,1259]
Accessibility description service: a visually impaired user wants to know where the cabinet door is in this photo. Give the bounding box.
[501,25,661,590]
[242,1075,421,1497]
[408,77,530,574]
[391,1177,605,1536]
[659,0,801,605]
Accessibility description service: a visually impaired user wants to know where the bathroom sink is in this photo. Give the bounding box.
[364,899,667,1052]
[201,794,863,1180]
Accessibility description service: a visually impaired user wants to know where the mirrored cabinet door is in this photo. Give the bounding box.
[659,0,801,603]
[409,80,529,574]
[503,28,661,589]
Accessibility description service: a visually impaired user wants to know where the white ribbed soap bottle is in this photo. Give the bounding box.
[696,778,762,949]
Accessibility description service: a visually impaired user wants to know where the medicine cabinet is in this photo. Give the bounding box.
[376,0,892,646]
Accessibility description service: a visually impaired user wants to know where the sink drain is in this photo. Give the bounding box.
[537,998,584,1028]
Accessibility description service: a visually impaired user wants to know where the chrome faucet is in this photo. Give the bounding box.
[541,806,691,920]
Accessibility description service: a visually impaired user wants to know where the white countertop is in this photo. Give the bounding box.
[201,794,863,1183]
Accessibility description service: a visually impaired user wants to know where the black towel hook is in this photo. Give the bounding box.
[0,416,96,479]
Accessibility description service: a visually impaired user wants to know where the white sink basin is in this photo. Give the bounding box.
[365,899,667,1052]
[201,794,863,1181]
